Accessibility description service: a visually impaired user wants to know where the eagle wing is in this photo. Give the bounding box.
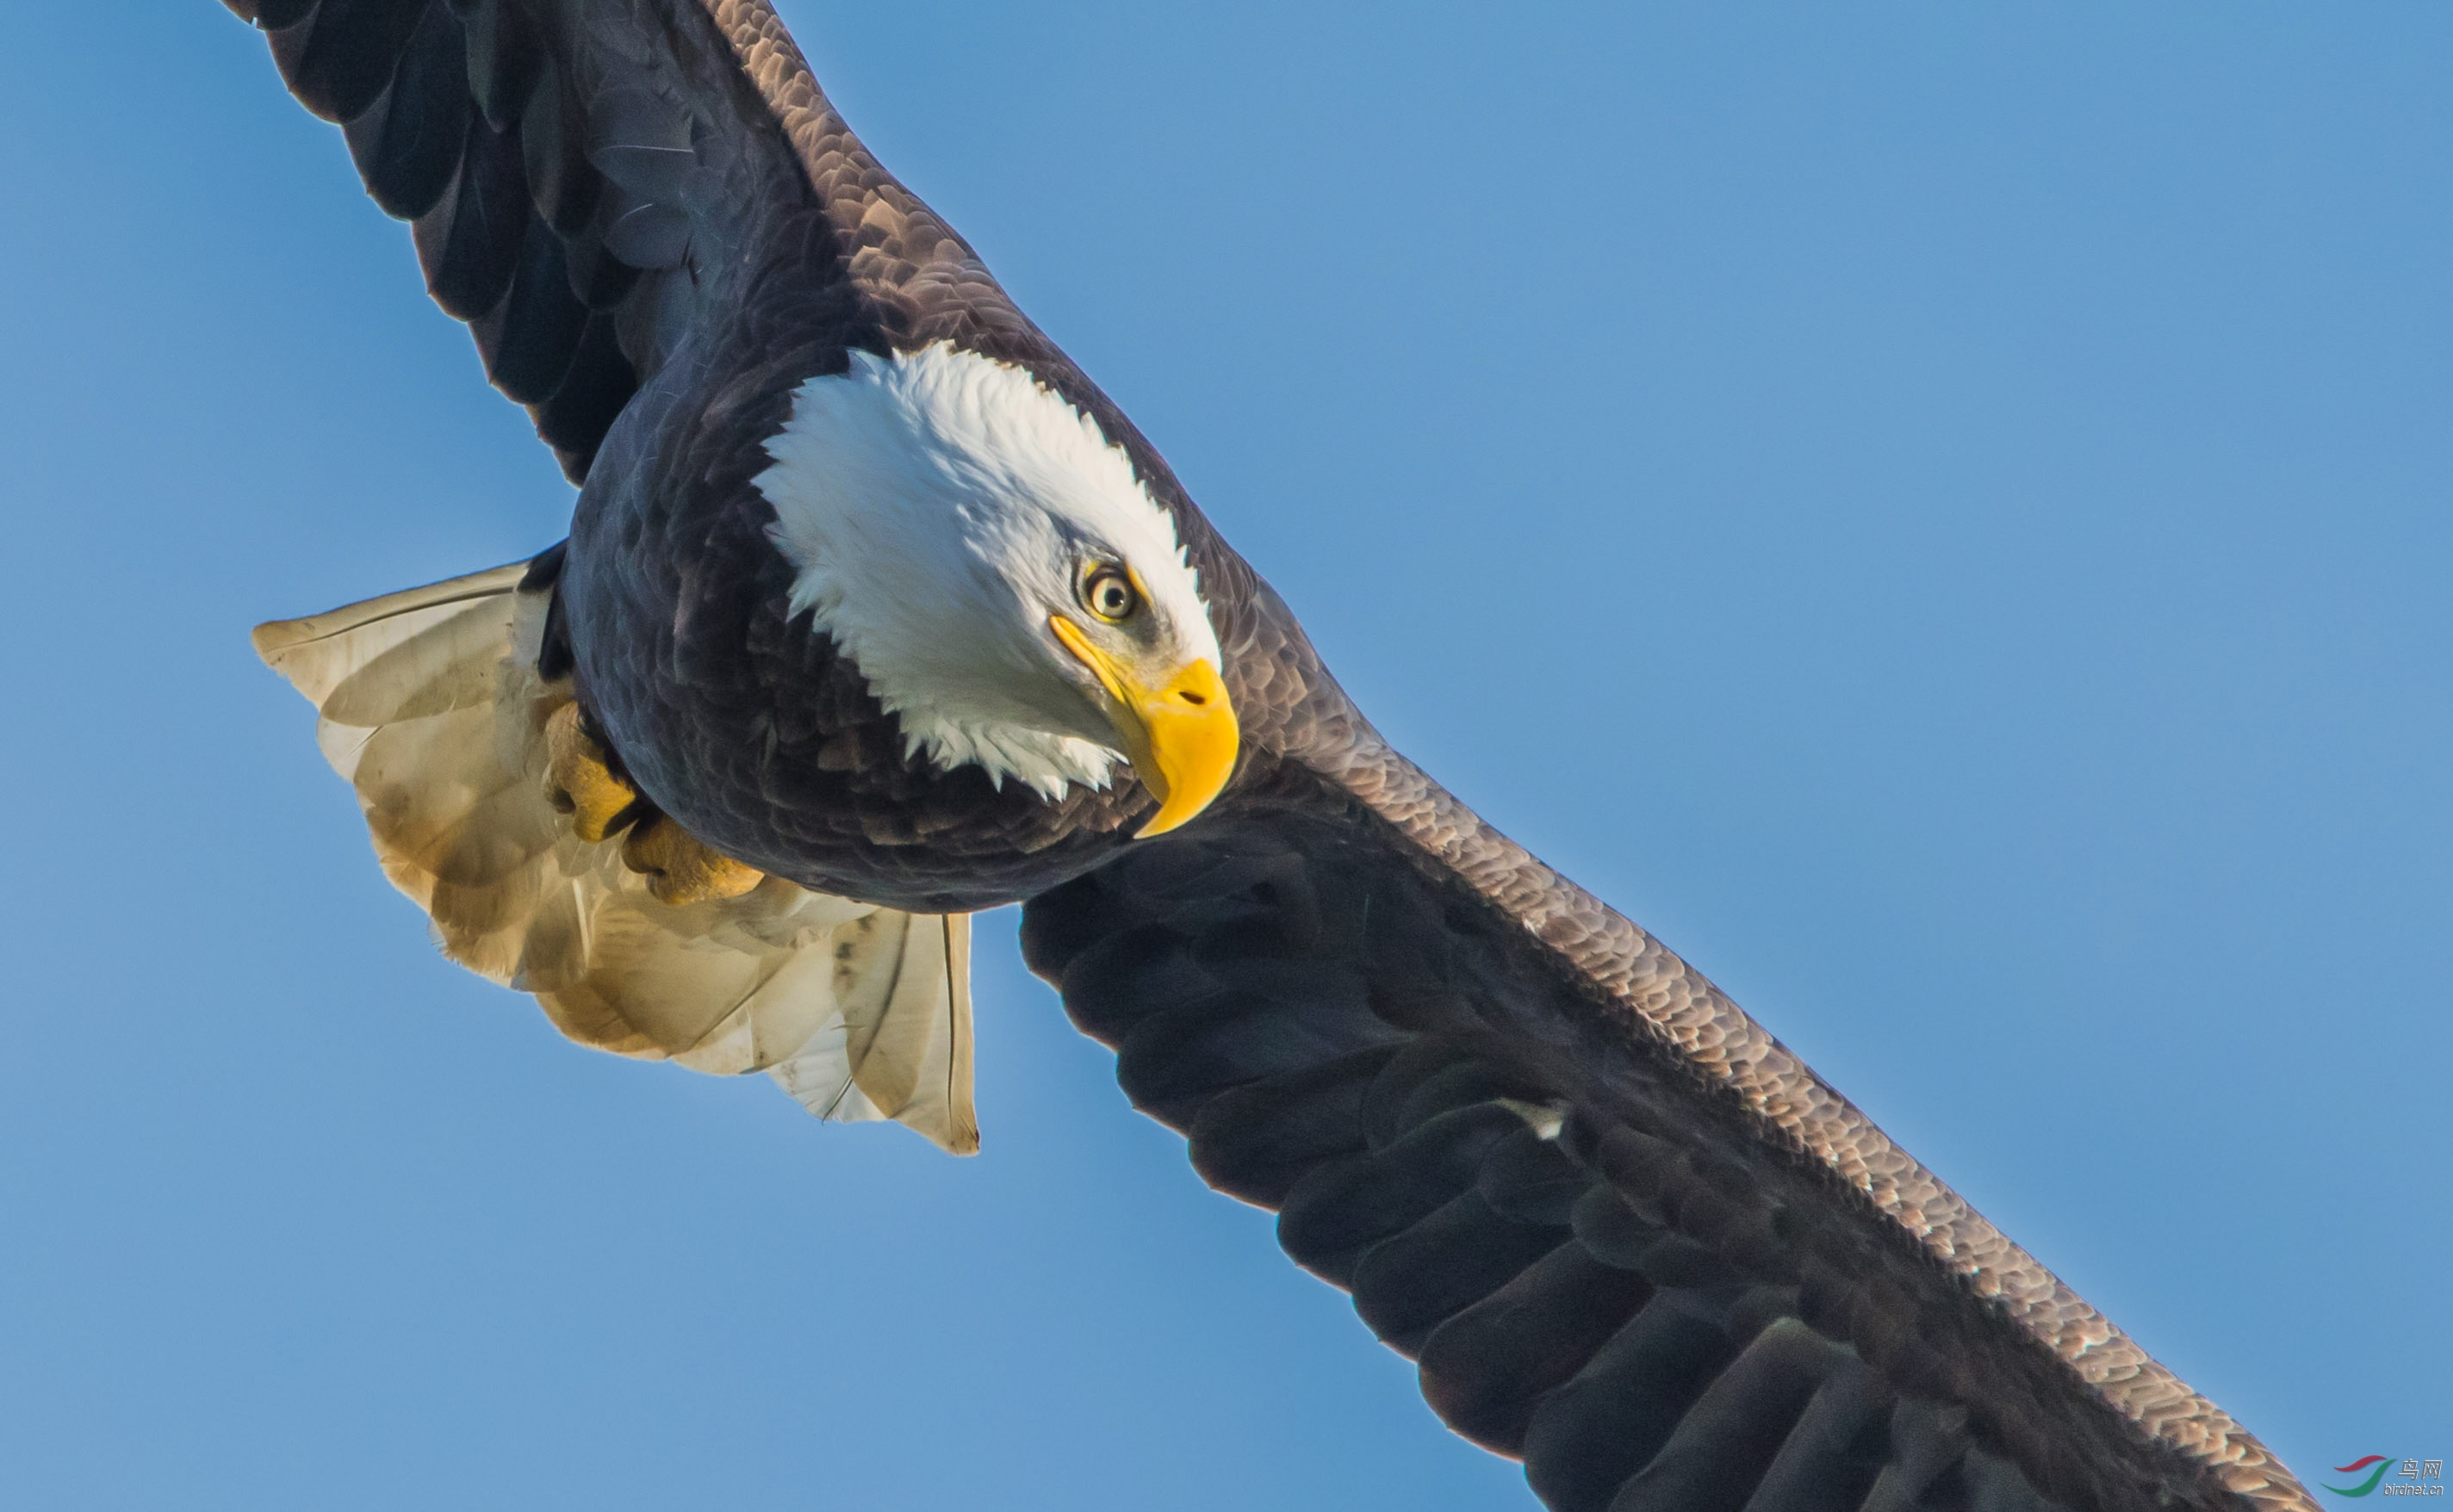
[1022,592,2318,1512]
[225,0,1047,483]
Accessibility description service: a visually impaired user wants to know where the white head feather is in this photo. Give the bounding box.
[754,342,1220,799]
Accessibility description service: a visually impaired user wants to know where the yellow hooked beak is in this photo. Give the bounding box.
[1049,615,1239,838]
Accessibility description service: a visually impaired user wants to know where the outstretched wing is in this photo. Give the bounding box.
[1022,728,2315,1509]
[223,0,1045,482]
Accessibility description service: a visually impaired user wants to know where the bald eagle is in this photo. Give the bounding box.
[231,2,2317,1509]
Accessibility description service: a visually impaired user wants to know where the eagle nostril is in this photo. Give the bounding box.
[1178,690,1207,706]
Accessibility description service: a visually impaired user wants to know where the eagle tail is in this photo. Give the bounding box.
[250,560,978,1154]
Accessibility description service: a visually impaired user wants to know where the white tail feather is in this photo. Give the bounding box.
[252,563,978,1154]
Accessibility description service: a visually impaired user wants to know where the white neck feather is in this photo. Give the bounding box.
[753,342,1217,799]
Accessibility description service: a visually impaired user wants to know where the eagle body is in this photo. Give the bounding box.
[229,1,2324,1509]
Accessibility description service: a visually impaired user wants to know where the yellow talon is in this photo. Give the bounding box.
[543,702,637,843]
[620,816,767,905]
[542,701,765,903]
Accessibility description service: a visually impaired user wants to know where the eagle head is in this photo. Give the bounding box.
[756,341,1238,837]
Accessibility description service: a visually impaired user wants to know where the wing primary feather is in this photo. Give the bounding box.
[290,0,430,123]
[1348,1192,1568,1355]
[419,112,529,319]
[1416,1241,1655,1456]
[455,0,543,131]
[1187,1045,1392,1208]
[1609,1317,1854,1512]
[477,220,587,403]
[341,1,468,220]
[1737,1360,1900,1512]
[515,60,595,237]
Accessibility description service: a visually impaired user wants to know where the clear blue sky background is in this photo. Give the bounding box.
[0,3,2444,1506]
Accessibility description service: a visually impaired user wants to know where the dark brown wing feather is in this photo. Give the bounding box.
[224,0,1053,484]
[1024,590,2317,1512]
[233,0,761,477]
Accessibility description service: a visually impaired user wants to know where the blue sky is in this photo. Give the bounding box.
[0,3,2444,1506]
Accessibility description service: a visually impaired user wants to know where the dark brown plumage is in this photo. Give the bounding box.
[227,1,2319,1508]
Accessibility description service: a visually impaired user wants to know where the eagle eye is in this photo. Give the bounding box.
[1081,566,1139,623]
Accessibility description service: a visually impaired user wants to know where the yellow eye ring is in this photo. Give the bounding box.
[1080,565,1139,623]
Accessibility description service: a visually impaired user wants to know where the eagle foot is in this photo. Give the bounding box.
[620,816,767,906]
[542,703,766,905]
[543,702,638,843]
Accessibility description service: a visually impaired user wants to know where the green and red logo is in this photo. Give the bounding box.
[2326,1456,2445,1497]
